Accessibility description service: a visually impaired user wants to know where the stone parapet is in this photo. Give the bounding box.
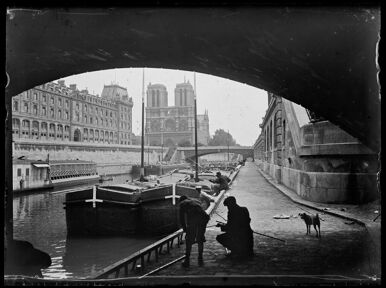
[260,162,378,204]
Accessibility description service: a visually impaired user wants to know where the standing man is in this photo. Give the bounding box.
[19,177,24,190]
[178,195,210,267]
[216,196,254,258]
[210,172,229,196]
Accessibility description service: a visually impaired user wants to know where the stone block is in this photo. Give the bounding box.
[326,188,347,203]
[315,173,341,189]
[300,172,311,187]
[308,187,327,203]
[299,184,308,198]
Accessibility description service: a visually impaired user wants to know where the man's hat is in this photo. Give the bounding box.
[223,196,236,207]
[216,172,221,176]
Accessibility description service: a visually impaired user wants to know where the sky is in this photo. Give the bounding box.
[59,68,268,146]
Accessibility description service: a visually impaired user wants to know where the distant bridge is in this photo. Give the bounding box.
[175,146,254,162]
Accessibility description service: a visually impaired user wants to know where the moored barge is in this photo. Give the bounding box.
[64,182,209,236]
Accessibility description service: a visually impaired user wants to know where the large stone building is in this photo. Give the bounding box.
[253,92,378,204]
[145,81,210,147]
[11,81,134,145]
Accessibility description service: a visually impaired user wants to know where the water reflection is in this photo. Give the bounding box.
[61,236,161,279]
[12,172,167,279]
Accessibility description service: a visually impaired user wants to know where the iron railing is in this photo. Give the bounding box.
[91,167,240,279]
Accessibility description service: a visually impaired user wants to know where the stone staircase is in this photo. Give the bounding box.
[163,146,177,162]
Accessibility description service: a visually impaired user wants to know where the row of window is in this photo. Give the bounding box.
[19,91,71,107]
[13,101,71,120]
[13,102,131,130]
[18,88,132,119]
[146,109,191,117]
[263,114,286,152]
[74,102,121,119]
[16,167,47,182]
[13,124,130,144]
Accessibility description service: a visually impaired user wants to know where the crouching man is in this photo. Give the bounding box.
[216,196,254,259]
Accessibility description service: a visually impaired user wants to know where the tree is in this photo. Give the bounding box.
[208,129,237,146]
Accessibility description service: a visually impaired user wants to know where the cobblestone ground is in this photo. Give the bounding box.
[135,163,380,282]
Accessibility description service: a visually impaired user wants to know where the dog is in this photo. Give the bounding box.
[299,213,321,238]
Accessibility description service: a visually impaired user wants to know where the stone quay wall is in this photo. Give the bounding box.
[13,139,167,175]
[257,161,378,204]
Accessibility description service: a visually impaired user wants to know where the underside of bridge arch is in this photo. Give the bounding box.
[6,7,380,151]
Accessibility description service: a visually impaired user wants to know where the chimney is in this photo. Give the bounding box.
[58,80,65,86]
[69,84,77,90]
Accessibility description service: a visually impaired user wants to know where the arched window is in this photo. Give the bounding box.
[49,123,56,138]
[32,121,39,138]
[40,122,47,139]
[13,100,19,111]
[74,129,81,142]
[23,102,29,113]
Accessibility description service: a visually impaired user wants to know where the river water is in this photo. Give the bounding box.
[12,173,185,280]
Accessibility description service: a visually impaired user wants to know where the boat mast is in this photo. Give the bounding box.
[194,72,199,182]
[140,68,145,181]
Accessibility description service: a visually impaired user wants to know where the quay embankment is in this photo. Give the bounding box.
[5,162,380,286]
[89,165,241,280]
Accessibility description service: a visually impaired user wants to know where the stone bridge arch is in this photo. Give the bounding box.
[180,147,254,163]
[6,7,380,150]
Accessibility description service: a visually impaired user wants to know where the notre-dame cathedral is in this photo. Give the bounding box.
[145,80,210,147]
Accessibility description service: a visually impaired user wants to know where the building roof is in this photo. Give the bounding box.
[49,160,96,164]
[13,158,48,165]
[101,84,129,100]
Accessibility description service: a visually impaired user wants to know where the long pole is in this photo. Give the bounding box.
[139,255,186,278]
[253,231,286,243]
[161,129,163,174]
[140,68,145,181]
[194,72,199,182]
[227,129,230,162]
[5,88,13,244]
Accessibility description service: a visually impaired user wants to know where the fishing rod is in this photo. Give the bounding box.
[138,255,186,278]
[214,211,227,222]
[215,221,285,243]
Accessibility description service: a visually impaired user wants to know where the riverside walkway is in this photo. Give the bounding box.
[135,161,381,285]
[5,162,381,286]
